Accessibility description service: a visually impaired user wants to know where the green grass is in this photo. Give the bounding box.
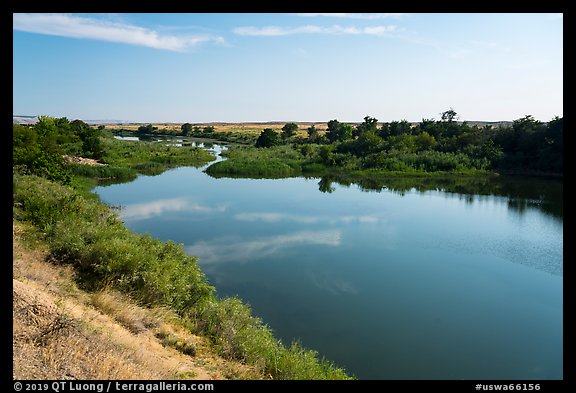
[99,137,216,175]
[205,145,307,178]
[205,143,491,179]
[68,164,138,182]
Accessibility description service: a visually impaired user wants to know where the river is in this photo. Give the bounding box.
[94,142,563,380]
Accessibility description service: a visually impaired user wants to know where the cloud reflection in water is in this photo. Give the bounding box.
[234,211,380,225]
[186,230,342,264]
[120,197,227,221]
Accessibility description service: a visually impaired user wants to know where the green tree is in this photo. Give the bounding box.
[326,120,341,143]
[13,124,40,167]
[378,122,391,138]
[71,119,104,159]
[337,124,354,142]
[299,144,314,157]
[69,119,90,133]
[181,123,193,135]
[441,108,458,122]
[397,134,417,152]
[326,120,353,143]
[354,116,379,138]
[307,124,319,141]
[437,109,463,139]
[34,116,62,154]
[540,116,563,172]
[13,120,71,183]
[137,124,157,134]
[416,118,441,139]
[319,145,336,165]
[255,128,280,148]
[281,122,299,139]
[388,120,411,136]
[414,132,437,151]
[478,139,503,167]
[352,131,383,155]
[203,126,215,133]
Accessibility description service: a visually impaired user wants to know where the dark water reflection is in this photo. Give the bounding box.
[316,174,563,221]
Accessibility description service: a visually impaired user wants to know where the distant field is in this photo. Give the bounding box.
[94,120,514,134]
[104,122,328,137]
[14,116,513,130]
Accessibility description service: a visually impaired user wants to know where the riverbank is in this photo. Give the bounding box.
[13,221,259,380]
[12,170,353,380]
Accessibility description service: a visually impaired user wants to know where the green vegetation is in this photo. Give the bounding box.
[209,110,562,179]
[13,116,103,184]
[12,116,353,380]
[181,122,193,135]
[137,124,158,134]
[255,128,281,149]
[98,137,214,175]
[14,116,216,186]
[13,109,561,379]
[281,122,299,139]
[206,145,303,178]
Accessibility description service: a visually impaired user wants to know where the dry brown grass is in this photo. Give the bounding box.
[103,122,327,138]
[13,222,261,380]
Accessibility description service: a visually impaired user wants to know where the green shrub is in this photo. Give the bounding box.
[13,174,82,229]
[192,297,352,379]
[68,164,137,181]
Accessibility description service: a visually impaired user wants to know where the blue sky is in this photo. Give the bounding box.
[13,13,563,123]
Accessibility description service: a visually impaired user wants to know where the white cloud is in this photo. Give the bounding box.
[233,24,397,37]
[13,13,225,52]
[296,13,406,20]
[120,198,226,220]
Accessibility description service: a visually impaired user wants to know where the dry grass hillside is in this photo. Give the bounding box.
[12,222,262,380]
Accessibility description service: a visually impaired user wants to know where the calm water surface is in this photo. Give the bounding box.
[94,146,562,380]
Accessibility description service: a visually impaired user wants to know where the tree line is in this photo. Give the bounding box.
[13,109,563,183]
[254,110,563,174]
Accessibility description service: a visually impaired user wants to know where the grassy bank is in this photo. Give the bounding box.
[13,172,353,380]
[13,221,260,380]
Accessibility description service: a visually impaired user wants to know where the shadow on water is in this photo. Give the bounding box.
[317,174,563,221]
